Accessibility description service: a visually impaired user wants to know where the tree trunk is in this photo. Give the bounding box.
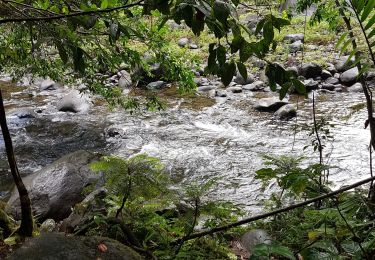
[0,89,33,236]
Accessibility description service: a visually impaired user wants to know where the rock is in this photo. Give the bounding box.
[146,81,166,90]
[189,43,199,49]
[227,86,243,93]
[7,233,142,260]
[243,81,266,91]
[254,97,289,112]
[334,73,340,79]
[118,71,132,89]
[253,58,267,69]
[286,66,298,77]
[234,72,254,85]
[326,63,337,74]
[283,33,304,43]
[245,14,261,32]
[298,63,322,79]
[40,79,60,91]
[335,86,344,92]
[340,67,359,85]
[289,40,303,53]
[40,219,56,233]
[198,85,216,92]
[321,83,335,91]
[335,55,355,72]
[365,71,375,81]
[321,70,332,80]
[10,108,37,119]
[274,104,297,119]
[6,151,101,221]
[208,89,216,98]
[178,37,189,47]
[240,229,272,253]
[56,91,91,113]
[304,79,319,91]
[325,77,339,85]
[348,82,363,92]
[215,90,227,97]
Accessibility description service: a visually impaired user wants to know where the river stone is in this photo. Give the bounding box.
[286,66,298,77]
[289,40,303,53]
[118,71,132,89]
[321,83,335,91]
[321,70,332,80]
[40,219,56,233]
[254,97,289,112]
[244,14,261,32]
[234,72,254,85]
[6,150,101,221]
[298,63,322,79]
[340,67,359,85]
[304,79,319,91]
[146,81,166,90]
[335,55,355,72]
[348,82,363,92]
[198,85,216,92]
[178,37,189,47]
[215,90,227,97]
[10,108,37,119]
[240,229,272,253]
[7,233,142,260]
[325,76,339,85]
[39,79,60,91]
[365,71,375,81]
[243,81,266,91]
[327,63,337,74]
[56,90,91,113]
[227,86,243,93]
[274,104,296,119]
[283,33,304,43]
[189,43,199,49]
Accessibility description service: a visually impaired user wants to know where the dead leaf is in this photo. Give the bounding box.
[98,243,108,253]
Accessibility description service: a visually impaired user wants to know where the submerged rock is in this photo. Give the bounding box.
[254,97,288,112]
[6,150,101,221]
[7,233,142,260]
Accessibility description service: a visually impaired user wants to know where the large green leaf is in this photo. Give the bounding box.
[216,45,226,66]
[220,61,236,86]
[213,0,230,24]
[236,62,247,82]
[361,0,375,21]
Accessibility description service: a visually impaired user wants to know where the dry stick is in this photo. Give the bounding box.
[177,175,375,242]
[0,90,33,236]
[0,0,144,24]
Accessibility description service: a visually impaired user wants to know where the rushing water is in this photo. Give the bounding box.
[0,79,371,213]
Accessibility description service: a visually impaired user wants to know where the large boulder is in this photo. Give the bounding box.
[340,67,359,85]
[6,151,101,221]
[298,63,322,79]
[234,72,255,85]
[335,55,355,72]
[7,233,142,260]
[274,104,297,119]
[254,97,289,112]
[56,90,91,113]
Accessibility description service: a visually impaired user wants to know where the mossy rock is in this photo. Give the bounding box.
[7,233,143,260]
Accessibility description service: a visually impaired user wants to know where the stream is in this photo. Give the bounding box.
[0,77,371,213]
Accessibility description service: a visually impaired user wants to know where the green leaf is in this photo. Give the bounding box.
[255,17,267,35]
[236,62,247,81]
[255,168,276,180]
[361,0,375,21]
[72,46,85,73]
[340,38,353,55]
[213,0,230,24]
[221,61,236,86]
[216,45,226,66]
[335,32,348,48]
[279,84,290,99]
[368,28,375,39]
[263,20,274,44]
[365,13,375,30]
[292,79,306,95]
[55,41,68,64]
[100,0,108,9]
[239,41,255,62]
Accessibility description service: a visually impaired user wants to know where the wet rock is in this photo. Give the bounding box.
[298,63,322,79]
[40,79,60,91]
[56,91,91,113]
[274,104,296,119]
[283,33,304,43]
[243,81,266,91]
[118,71,132,89]
[289,40,303,53]
[189,43,199,49]
[178,37,189,47]
[321,83,335,91]
[234,72,254,85]
[365,71,375,81]
[10,108,37,119]
[40,219,56,233]
[304,79,319,91]
[227,86,243,93]
[335,85,344,92]
[335,55,355,72]
[326,63,337,74]
[215,90,227,97]
[240,229,272,253]
[208,89,216,98]
[325,76,339,85]
[348,82,363,92]
[146,81,166,90]
[7,233,142,260]
[340,67,359,85]
[321,70,332,80]
[198,85,216,92]
[6,150,101,221]
[254,97,289,112]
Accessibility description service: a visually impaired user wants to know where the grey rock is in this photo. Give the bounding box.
[234,72,254,85]
[326,63,337,74]
[243,81,266,91]
[321,83,335,91]
[321,70,332,80]
[253,58,267,69]
[198,85,216,92]
[289,40,303,53]
[40,219,56,233]
[40,79,60,91]
[240,229,272,253]
[274,104,297,119]
[335,86,344,92]
[6,151,101,221]
[334,73,340,79]
[286,66,298,77]
[215,90,227,97]
[325,77,340,85]
[178,37,189,47]
[245,14,261,31]
[254,97,289,112]
[56,90,91,113]
[7,233,142,260]
[208,89,216,98]
[348,82,363,92]
[365,71,375,81]
[227,86,243,93]
[10,108,37,119]
[283,33,304,43]
[340,67,359,85]
[146,81,166,90]
[118,71,132,89]
[299,63,322,78]
[335,55,355,72]
[304,79,319,91]
[189,43,199,49]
